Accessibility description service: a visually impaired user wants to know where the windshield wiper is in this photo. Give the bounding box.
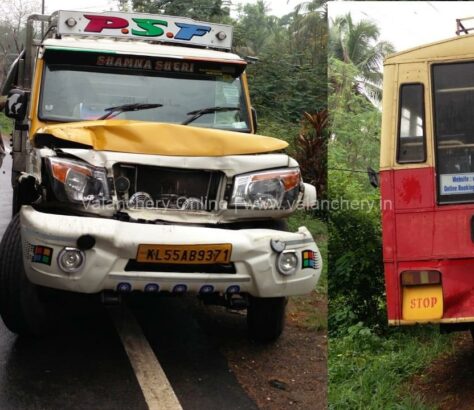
[98,103,163,120]
[182,106,240,125]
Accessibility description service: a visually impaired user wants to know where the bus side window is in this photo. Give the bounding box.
[397,83,426,163]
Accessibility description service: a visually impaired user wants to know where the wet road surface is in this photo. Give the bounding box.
[0,306,148,410]
[0,134,257,409]
[134,297,257,410]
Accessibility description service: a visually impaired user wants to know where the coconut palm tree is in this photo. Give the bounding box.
[233,0,283,56]
[288,0,327,67]
[329,13,395,102]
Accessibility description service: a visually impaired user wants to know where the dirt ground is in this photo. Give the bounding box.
[196,292,327,410]
[410,332,474,410]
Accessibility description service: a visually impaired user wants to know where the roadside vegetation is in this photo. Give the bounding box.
[328,13,455,409]
[0,112,12,135]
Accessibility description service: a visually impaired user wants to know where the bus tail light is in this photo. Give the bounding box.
[401,270,441,286]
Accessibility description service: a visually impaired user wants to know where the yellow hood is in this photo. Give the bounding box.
[34,120,288,156]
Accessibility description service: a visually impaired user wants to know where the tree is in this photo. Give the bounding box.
[237,1,327,122]
[119,0,230,22]
[288,0,327,67]
[329,58,380,173]
[233,1,282,55]
[329,13,394,102]
[0,0,40,85]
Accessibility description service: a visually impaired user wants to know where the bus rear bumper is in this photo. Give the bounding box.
[389,317,474,326]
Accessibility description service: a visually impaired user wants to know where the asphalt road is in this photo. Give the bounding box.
[0,134,257,410]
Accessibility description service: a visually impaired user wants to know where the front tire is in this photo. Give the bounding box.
[0,214,50,336]
[247,296,287,343]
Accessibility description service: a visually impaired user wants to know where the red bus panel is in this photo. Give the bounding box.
[381,167,474,324]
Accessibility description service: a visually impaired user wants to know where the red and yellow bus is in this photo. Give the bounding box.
[380,32,474,337]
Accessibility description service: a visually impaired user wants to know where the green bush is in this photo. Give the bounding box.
[0,113,13,135]
[328,171,385,334]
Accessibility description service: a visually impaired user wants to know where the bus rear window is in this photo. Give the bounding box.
[397,84,426,163]
[433,62,474,203]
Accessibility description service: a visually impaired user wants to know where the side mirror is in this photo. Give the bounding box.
[251,107,258,133]
[5,89,29,121]
[367,167,379,188]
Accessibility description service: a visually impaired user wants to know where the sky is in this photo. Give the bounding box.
[43,0,304,18]
[328,1,474,54]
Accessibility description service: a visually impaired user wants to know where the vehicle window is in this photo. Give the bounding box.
[39,51,250,132]
[397,83,426,163]
[433,62,474,203]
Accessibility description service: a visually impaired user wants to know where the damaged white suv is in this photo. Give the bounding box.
[0,10,322,341]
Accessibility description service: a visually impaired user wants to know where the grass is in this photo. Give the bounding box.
[329,324,455,409]
[288,292,327,331]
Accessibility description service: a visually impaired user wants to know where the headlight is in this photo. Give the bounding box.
[46,157,110,203]
[230,168,301,210]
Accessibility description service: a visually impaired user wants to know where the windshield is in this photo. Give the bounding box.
[39,51,250,131]
[433,62,474,203]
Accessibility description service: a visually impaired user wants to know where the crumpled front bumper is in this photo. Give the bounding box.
[20,206,322,297]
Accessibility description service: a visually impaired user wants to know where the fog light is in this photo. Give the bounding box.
[58,247,85,273]
[65,17,77,28]
[226,285,240,294]
[277,250,298,276]
[200,285,214,294]
[216,31,227,40]
[173,284,187,293]
[145,283,159,293]
[117,282,132,292]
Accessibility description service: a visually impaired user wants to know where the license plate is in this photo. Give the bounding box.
[136,244,232,264]
[402,285,443,321]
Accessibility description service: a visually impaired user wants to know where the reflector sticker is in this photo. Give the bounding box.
[32,245,53,266]
[301,249,317,269]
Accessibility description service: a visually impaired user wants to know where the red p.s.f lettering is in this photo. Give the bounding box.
[84,15,129,33]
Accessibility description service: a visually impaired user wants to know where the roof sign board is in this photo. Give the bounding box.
[55,10,233,50]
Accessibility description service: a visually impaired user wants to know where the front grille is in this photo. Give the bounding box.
[113,164,223,211]
[124,260,236,274]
